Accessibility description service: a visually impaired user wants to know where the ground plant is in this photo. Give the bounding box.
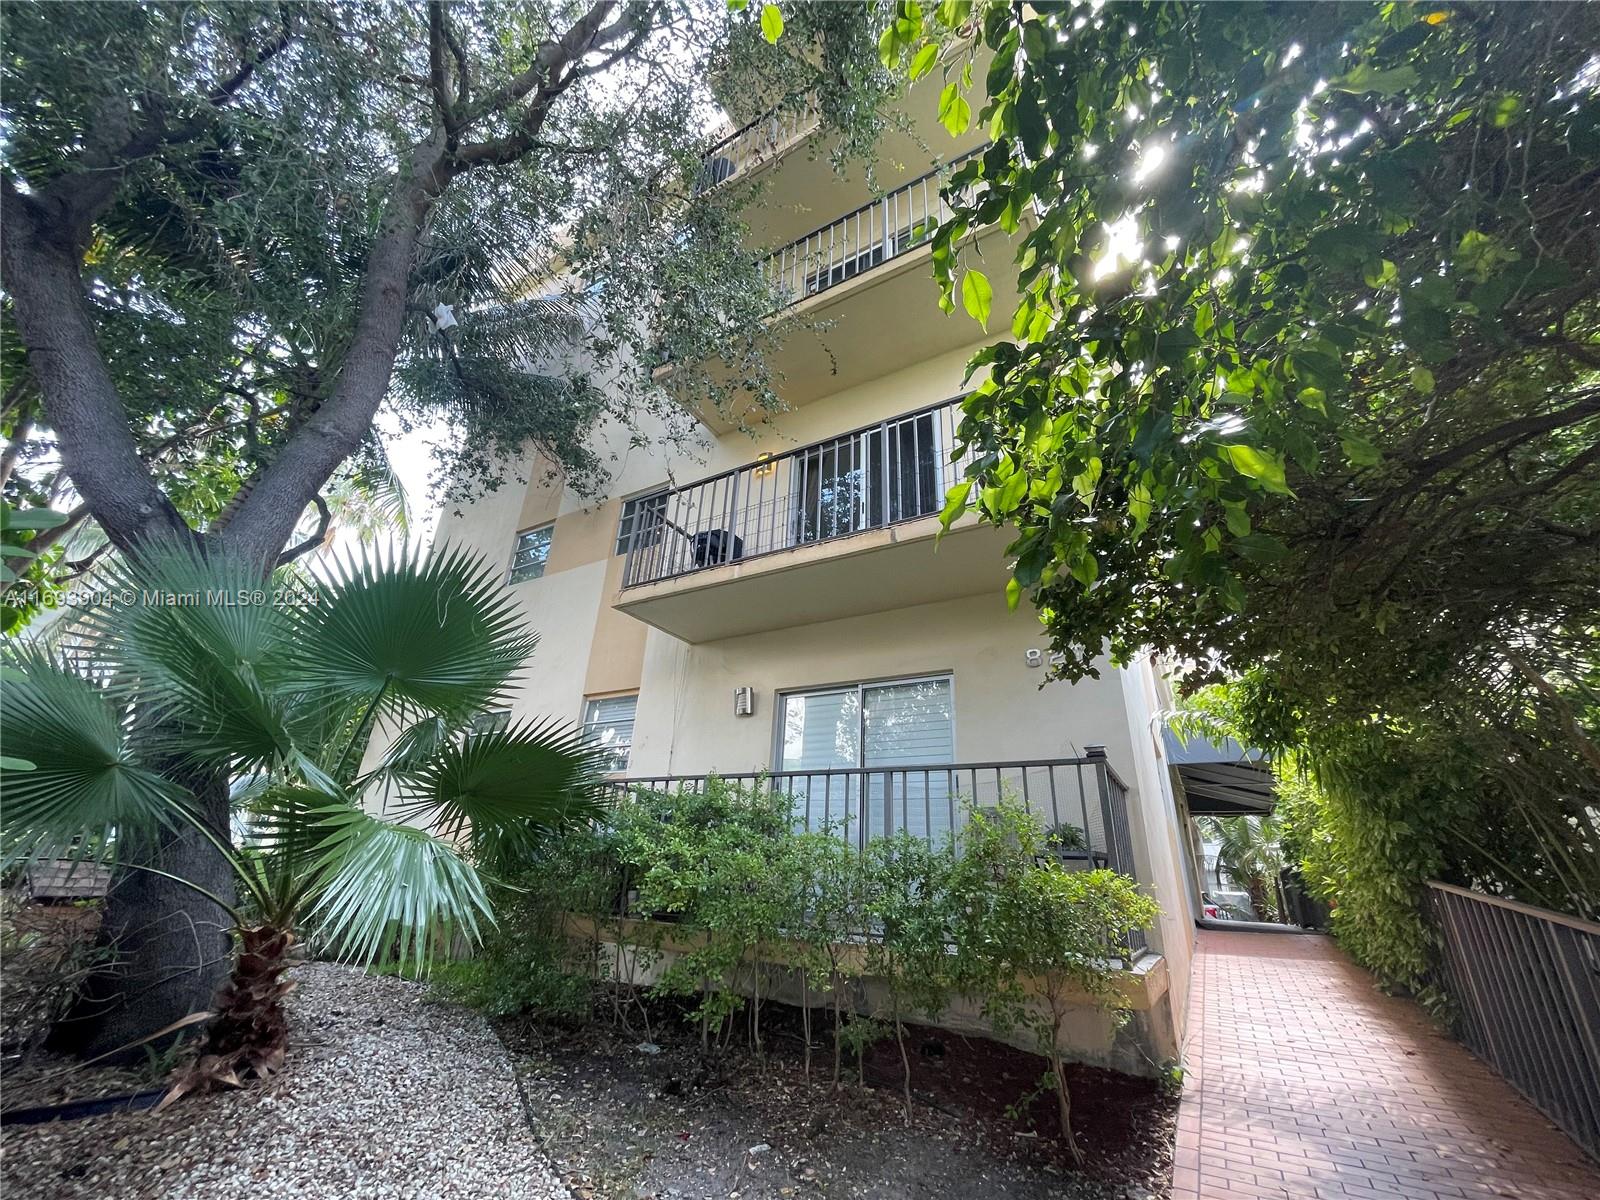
[460,782,1158,1158]
[0,542,606,1094]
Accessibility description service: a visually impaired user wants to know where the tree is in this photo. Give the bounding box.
[1197,815,1283,921]
[887,0,1597,694]
[881,2,1599,962]
[1,0,894,1046]
[949,802,1157,1163]
[1,543,605,1085]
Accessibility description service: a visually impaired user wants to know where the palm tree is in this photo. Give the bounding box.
[1,542,605,1100]
[1198,815,1285,921]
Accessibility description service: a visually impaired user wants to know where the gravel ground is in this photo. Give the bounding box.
[1,962,572,1200]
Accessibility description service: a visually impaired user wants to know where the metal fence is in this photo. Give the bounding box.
[1427,883,1600,1161]
[621,395,971,588]
[758,148,982,314]
[606,755,1148,956]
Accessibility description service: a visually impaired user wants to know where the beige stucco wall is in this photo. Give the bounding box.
[628,592,1137,778]
[1117,658,1200,1039]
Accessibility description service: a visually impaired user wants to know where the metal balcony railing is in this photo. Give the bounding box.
[606,755,1148,957]
[621,395,973,589]
[696,104,819,194]
[758,147,983,315]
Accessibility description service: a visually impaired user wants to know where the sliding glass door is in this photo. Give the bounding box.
[791,409,942,546]
[777,675,954,843]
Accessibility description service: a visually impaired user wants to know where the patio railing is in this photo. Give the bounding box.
[1427,883,1600,1161]
[621,395,972,588]
[697,104,819,193]
[607,753,1148,955]
[758,147,982,315]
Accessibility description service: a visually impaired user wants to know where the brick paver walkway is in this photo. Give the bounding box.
[1175,929,1600,1200]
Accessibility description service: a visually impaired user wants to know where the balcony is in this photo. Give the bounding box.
[695,104,819,196]
[608,755,1147,955]
[614,396,1011,642]
[670,147,1018,427]
[758,146,981,314]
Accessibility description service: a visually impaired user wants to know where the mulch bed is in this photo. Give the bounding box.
[499,993,1175,1200]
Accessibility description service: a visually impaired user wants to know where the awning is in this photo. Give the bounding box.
[1163,730,1277,816]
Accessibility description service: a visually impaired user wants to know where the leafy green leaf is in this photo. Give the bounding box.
[961,268,993,328]
[908,43,938,81]
[1233,533,1291,563]
[939,480,974,530]
[1342,437,1382,467]
[1221,444,1291,494]
[938,83,972,136]
[760,3,783,44]
[1332,63,1420,96]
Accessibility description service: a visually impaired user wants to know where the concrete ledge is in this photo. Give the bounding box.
[561,913,1178,1077]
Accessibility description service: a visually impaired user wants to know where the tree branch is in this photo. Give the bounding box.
[427,2,460,138]
[274,494,333,567]
[222,1,664,567]
[206,8,296,108]
[0,176,196,553]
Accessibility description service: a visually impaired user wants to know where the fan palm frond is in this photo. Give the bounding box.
[301,803,492,971]
[392,717,610,872]
[282,544,537,729]
[90,540,299,772]
[0,644,184,867]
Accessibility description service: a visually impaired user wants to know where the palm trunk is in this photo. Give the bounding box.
[163,925,296,1104]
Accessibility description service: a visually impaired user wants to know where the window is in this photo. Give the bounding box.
[583,694,637,773]
[615,491,668,556]
[777,675,954,841]
[509,525,553,583]
[469,708,511,738]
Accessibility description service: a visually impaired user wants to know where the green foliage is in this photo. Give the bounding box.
[947,803,1157,1159]
[1196,815,1284,922]
[1,0,899,560]
[450,784,1159,1147]
[887,0,1599,697]
[0,541,607,972]
[887,0,1600,1000]
[1173,676,1599,1006]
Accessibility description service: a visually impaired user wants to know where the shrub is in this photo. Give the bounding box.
[949,802,1159,1163]
[446,782,1160,1157]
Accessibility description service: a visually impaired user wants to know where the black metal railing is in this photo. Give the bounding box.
[606,755,1148,956]
[621,395,971,588]
[1427,883,1600,1161]
[758,147,982,314]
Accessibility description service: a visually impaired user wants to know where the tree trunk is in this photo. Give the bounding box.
[831,980,843,1087]
[1048,1007,1083,1166]
[893,1008,912,1124]
[161,924,296,1106]
[52,770,235,1061]
[801,975,811,1080]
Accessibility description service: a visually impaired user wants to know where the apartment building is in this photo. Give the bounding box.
[429,88,1203,1073]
